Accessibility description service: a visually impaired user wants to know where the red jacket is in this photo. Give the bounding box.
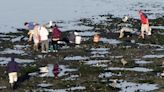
[51,27,61,39]
[140,12,148,24]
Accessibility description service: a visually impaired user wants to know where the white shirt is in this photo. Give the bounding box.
[38,26,49,41]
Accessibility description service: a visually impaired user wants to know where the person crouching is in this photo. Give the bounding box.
[53,63,59,79]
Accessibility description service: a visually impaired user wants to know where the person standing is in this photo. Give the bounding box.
[138,10,151,39]
[28,24,40,51]
[7,57,20,89]
[38,25,49,53]
[51,25,61,52]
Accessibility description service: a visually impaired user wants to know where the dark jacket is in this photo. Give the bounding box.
[7,58,20,73]
[53,64,59,75]
[51,27,61,39]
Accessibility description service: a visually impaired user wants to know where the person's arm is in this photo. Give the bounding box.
[28,34,32,42]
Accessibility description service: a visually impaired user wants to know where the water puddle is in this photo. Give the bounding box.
[134,59,153,65]
[11,36,24,42]
[63,75,79,81]
[100,38,122,45]
[106,67,153,72]
[38,83,53,88]
[0,48,26,55]
[143,55,164,59]
[58,21,94,32]
[39,64,78,77]
[90,48,109,55]
[99,72,121,78]
[110,56,123,59]
[35,86,86,92]
[137,43,164,49]
[109,80,158,92]
[64,56,89,61]
[84,60,110,66]
[151,26,164,30]
[0,86,7,90]
[0,57,34,66]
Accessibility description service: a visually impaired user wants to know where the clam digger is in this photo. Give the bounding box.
[6,57,20,89]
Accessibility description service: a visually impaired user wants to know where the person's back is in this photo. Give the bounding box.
[139,11,148,24]
[7,57,20,89]
[52,26,61,40]
[38,26,49,41]
[7,58,19,73]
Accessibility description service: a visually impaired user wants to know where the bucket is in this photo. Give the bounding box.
[75,35,81,44]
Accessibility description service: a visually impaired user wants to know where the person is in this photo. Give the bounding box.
[38,25,49,53]
[51,25,61,52]
[24,22,36,29]
[7,57,20,89]
[138,10,151,39]
[28,24,40,51]
[118,16,134,38]
[53,63,59,79]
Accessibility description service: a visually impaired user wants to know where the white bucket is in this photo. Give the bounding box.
[75,36,81,44]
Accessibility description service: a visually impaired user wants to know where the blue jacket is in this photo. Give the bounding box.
[7,58,20,73]
[28,22,35,30]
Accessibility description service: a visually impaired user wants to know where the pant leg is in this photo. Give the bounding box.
[41,41,45,51]
[145,24,149,35]
[52,40,57,50]
[45,40,49,52]
[141,24,146,38]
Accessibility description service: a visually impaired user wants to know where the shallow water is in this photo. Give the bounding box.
[64,56,89,61]
[135,60,153,64]
[0,48,25,55]
[84,60,110,66]
[110,80,158,92]
[151,26,164,30]
[107,67,153,72]
[38,83,53,88]
[0,0,163,33]
[100,38,122,45]
[39,64,78,77]
[35,86,86,92]
[143,55,164,59]
[0,57,34,65]
[91,48,110,55]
